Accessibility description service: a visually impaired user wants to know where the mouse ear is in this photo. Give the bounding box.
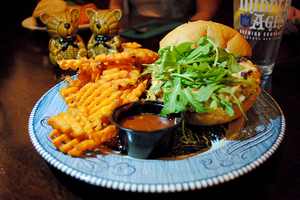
[70,8,80,19]
[39,13,50,24]
[112,9,122,21]
[86,8,96,19]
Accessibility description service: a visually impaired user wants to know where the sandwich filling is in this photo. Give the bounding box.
[143,37,260,118]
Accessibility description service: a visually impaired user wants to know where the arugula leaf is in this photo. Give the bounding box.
[219,96,234,117]
[161,77,186,116]
[172,42,194,60]
[226,54,245,72]
[157,46,171,57]
[160,50,176,71]
[196,37,209,45]
[153,81,165,90]
[218,87,247,119]
[194,83,224,102]
[180,89,211,114]
[185,43,213,61]
[206,38,219,67]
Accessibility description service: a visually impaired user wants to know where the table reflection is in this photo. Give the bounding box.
[260,75,272,95]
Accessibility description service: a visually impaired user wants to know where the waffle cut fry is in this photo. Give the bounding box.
[47,45,155,156]
[57,42,159,88]
[48,79,148,156]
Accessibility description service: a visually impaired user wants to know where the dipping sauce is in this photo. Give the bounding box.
[118,113,176,131]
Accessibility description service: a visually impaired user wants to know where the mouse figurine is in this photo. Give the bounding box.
[40,9,87,65]
[86,8,122,58]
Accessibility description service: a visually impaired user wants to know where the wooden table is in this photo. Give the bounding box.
[1,2,300,199]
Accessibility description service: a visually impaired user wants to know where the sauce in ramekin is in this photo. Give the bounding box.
[118,113,175,131]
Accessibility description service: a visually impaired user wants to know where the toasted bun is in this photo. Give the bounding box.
[185,88,260,126]
[160,20,252,58]
[159,20,260,125]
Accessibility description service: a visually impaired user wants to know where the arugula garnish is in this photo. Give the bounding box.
[143,36,259,118]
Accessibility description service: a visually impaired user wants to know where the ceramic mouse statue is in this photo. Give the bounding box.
[40,8,87,65]
[86,8,122,58]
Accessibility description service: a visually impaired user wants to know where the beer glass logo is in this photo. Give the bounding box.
[236,0,290,32]
[240,14,252,28]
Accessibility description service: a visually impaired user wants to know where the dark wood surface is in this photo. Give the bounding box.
[1,1,300,199]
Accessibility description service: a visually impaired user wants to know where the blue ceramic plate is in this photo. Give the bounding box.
[28,81,285,193]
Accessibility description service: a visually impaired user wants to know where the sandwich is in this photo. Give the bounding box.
[143,20,261,126]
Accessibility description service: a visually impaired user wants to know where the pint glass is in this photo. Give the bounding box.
[234,0,292,76]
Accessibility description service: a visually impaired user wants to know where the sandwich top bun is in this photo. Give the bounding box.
[160,20,252,58]
[157,20,260,126]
